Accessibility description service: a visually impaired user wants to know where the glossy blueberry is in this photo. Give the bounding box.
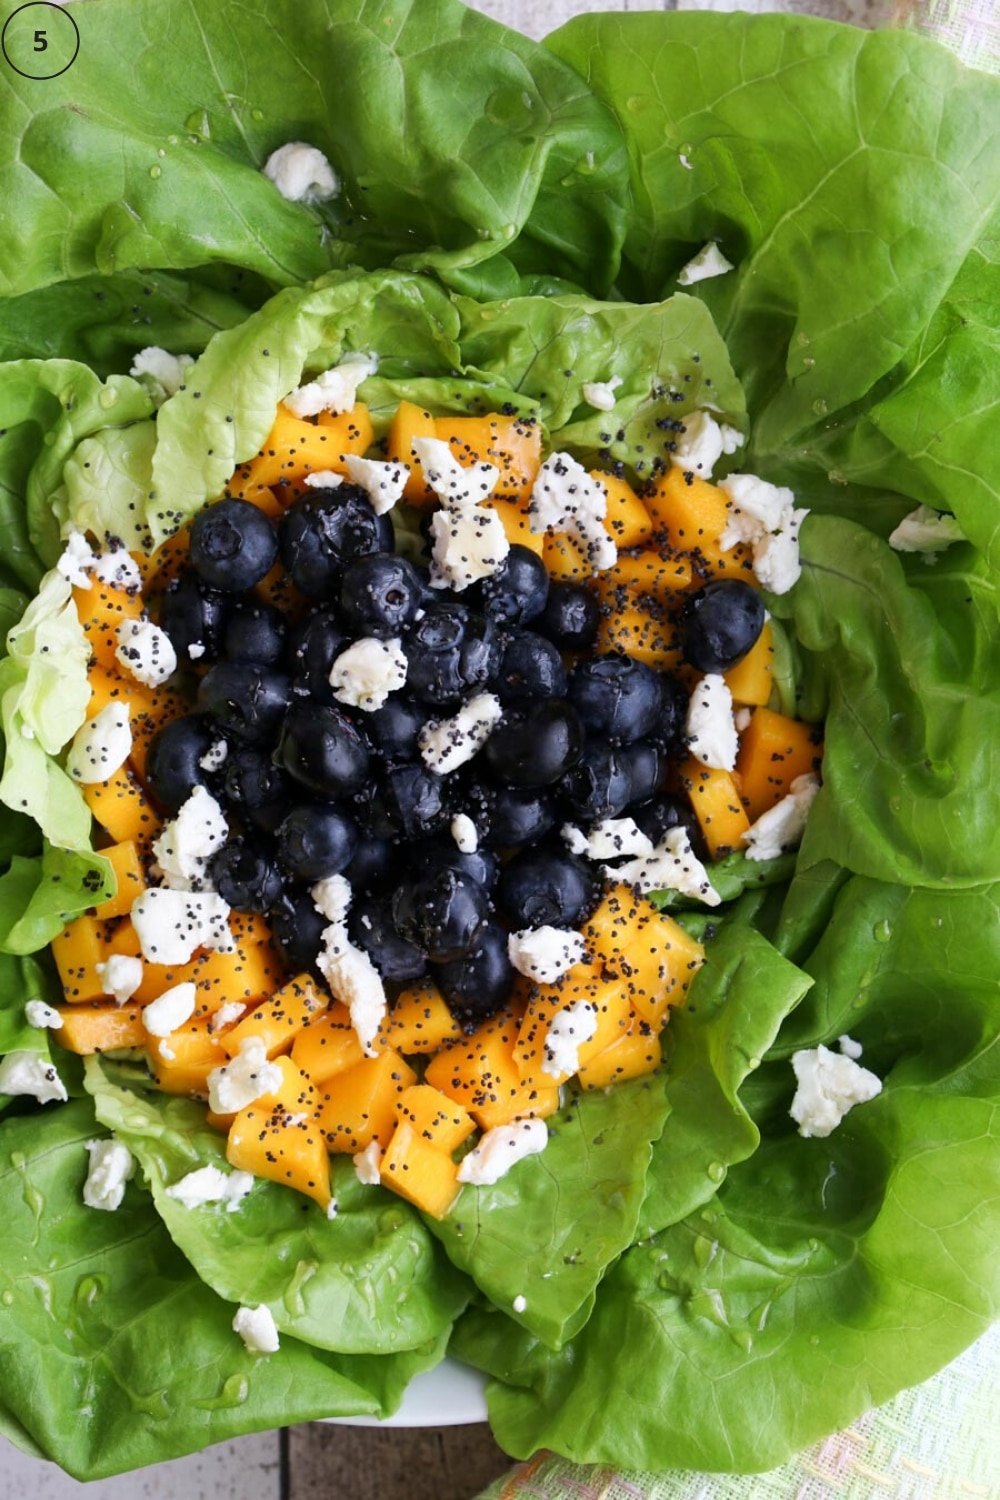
[275,702,371,800]
[409,837,500,894]
[474,784,556,850]
[287,608,350,704]
[483,699,584,788]
[535,580,601,651]
[655,673,690,752]
[275,803,359,881]
[383,763,452,838]
[494,630,567,704]
[568,654,663,744]
[365,695,426,762]
[471,544,549,626]
[559,741,633,823]
[679,579,766,673]
[223,745,292,834]
[403,604,501,706]
[498,845,596,930]
[631,794,700,850]
[197,661,291,744]
[433,919,514,1029]
[279,485,393,599]
[348,894,428,982]
[392,867,490,963]
[145,715,218,812]
[222,602,286,665]
[158,570,231,665]
[620,740,666,806]
[208,837,284,913]
[270,891,327,975]
[189,498,278,592]
[343,834,397,895]
[340,552,424,637]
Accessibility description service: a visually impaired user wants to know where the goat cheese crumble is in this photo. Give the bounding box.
[129,346,194,405]
[96,953,144,1006]
[165,1164,254,1211]
[152,785,228,891]
[130,887,233,965]
[419,693,503,775]
[65,701,132,784]
[608,825,721,907]
[581,376,622,411]
[743,773,821,861]
[0,1050,67,1104]
[342,455,410,515]
[283,352,378,418]
[232,1303,280,1354]
[718,473,809,595]
[508,926,587,985]
[353,1141,383,1186]
[790,1037,882,1139]
[542,1000,599,1079]
[261,141,339,204]
[208,1037,283,1116]
[528,452,617,574]
[142,981,197,1038]
[888,504,966,557]
[677,242,734,286]
[25,1000,62,1029]
[686,673,738,772]
[451,813,479,854]
[82,1137,135,1212]
[115,616,177,688]
[456,1117,549,1186]
[329,636,407,711]
[671,410,744,479]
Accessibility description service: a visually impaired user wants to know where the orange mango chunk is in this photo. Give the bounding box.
[318,1049,418,1154]
[392,1084,476,1154]
[724,620,775,707]
[379,977,463,1056]
[227,1056,331,1211]
[591,471,653,550]
[290,1003,366,1086]
[514,972,632,1088]
[72,583,144,672]
[90,840,145,921]
[435,413,541,502]
[55,1001,145,1055]
[576,1012,662,1091]
[387,401,437,503]
[82,764,161,852]
[221,974,328,1060]
[380,1121,463,1220]
[582,886,705,1026]
[423,1009,560,1132]
[735,707,823,821]
[679,757,753,861]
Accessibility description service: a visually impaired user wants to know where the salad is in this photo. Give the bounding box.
[0,0,999,1481]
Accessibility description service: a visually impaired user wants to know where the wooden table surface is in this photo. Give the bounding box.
[0,0,883,1496]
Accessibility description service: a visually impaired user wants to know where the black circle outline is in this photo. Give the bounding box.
[2,2,80,80]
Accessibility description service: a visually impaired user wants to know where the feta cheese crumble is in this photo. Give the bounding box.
[353,1141,383,1186]
[686,673,738,772]
[0,1050,67,1105]
[82,1137,135,1212]
[283,352,378,418]
[65,701,132,783]
[670,410,744,479]
[310,874,353,927]
[562,816,653,862]
[456,1117,549,1186]
[165,1164,254,1211]
[581,376,622,412]
[789,1037,882,1139]
[451,813,479,854]
[303,470,344,490]
[888,504,966,557]
[91,547,143,594]
[56,528,96,589]
[311,876,386,1055]
[232,1303,280,1354]
[508,926,587,985]
[542,1000,599,1079]
[743,773,821,862]
[199,738,228,773]
[329,636,407,711]
[428,505,510,592]
[129,346,194,405]
[528,452,617,574]
[608,826,721,907]
[25,1000,62,1029]
[419,692,503,775]
[207,1037,283,1116]
[718,473,809,595]
[152,785,228,891]
[677,242,734,286]
[130,888,233,965]
[411,437,499,510]
[96,953,144,1006]
[342,455,410,516]
[142,981,197,1038]
[115,616,177,688]
[261,141,339,204]
[210,1001,248,1033]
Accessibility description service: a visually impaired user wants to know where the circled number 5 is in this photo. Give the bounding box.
[34,28,47,50]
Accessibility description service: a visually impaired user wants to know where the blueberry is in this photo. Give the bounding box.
[392,867,490,963]
[343,834,397,895]
[535,580,600,651]
[498,845,596,929]
[483,699,584,788]
[158,570,231,665]
[471,544,549,626]
[620,740,666,805]
[559,741,633,823]
[494,630,567,704]
[223,602,286,665]
[145,715,219,812]
[403,604,501,706]
[679,579,766,673]
[276,804,359,881]
[270,891,327,975]
[189,498,278,592]
[433,919,514,1028]
[383,763,451,838]
[410,837,500,894]
[209,837,285,913]
[197,661,291,744]
[340,552,424,637]
[287,608,350,704]
[655,673,690,752]
[348,893,428,982]
[223,745,292,834]
[275,702,371,799]
[279,486,393,599]
[632,794,700,851]
[474,784,556,849]
[568,654,663,744]
[365,695,426,762]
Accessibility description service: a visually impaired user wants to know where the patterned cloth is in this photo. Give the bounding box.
[470,1,999,1496]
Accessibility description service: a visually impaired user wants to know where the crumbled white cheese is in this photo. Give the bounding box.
[232,1303,280,1354]
[129,347,194,405]
[283,353,378,418]
[561,816,653,862]
[262,141,339,204]
[451,813,479,855]
[199,738,228,772]
[152,785,228,891]
[142,981,197,1038]
[542,1000,599,1078]
[25,1000,62,1029]
[512,1294,528,1314]
[608,826,721,907]
[91,548,143,594]
[686,673,738,772]
[95,953,144,1006]
[342,455,410,516]
[411,436,499,511]
[419,692,503,775]
[581,377,622,412]
[743,773,821,862]
[677,242,734,286]
[671,410,744,479]
[130,888,233,965]
[718,473,809,595]
[207,1037,283,1116]
[65,701,132,784]
[115,616,177,688]
[165,1163,254,1211]
[353,1141,383,1186]
[888,504,965,556]
[0,1050,67,1105]
[789,1039,882,1139]
[210,1001,248,1034]
[528,451,617,573]
[457,1118,548,1186]
[57,528,96,589]
[82,1137,135,1212]
[428,504,511,592]
[316,924,386,1057]
[508,926,587,985]
[303,470,344,490]
[838,1034,864,1061]
[310,874,353,926]
[329,636,407,711]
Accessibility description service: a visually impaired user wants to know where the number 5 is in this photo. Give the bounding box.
[34,28,47,51]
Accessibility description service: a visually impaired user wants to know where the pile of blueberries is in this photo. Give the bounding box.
[148,483,764,1027]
